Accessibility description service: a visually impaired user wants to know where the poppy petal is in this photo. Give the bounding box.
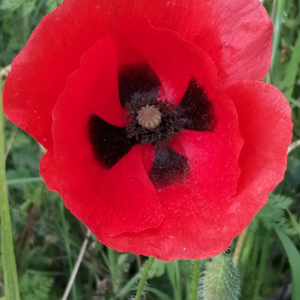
[179,130,240,201]
[103,0,272,87]
[3,0,109,149]
[40,151,57,191]
[45,36,164,237]
[149,148,190,189]
[177,79,215,132]
[217,81,293,240]
[87,115,135,169]
[194,0,272,86]
[118,62,161,108]
[121,17,218,106]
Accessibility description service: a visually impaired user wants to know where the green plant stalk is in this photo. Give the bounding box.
[59,201,77,300]
[134,256,155,300]
[0,76,21,300]
[166,261,182,300]
[252,230,272,300]
[232,226,248,268]
[240,229,254,274]
[190,260,201,300]
[249,235,259,286]
[174,261,182,300]
[107,247,118,293]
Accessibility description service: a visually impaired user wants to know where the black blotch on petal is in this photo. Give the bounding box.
[177,79,215,132]
[149,148,190,189]
[118,62,161,107]
[88,115,136,169]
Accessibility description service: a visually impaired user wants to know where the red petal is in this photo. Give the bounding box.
[121,17,218,105]
[218,81,292,239]
[40,151,57,191]
[194,0,272,86]
[106,0,272,86]
[3,1,109,149]
[47,37,164,237]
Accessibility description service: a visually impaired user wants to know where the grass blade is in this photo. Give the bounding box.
[7,176,43,185]
[276,230,300,300]
[283,30,300,101]
[0,76,21,299]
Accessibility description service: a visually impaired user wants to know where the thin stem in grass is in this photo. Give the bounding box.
[134,256,155,300]
[59,200,77,300]
[0,75,21,299]
[190,260,201,300]
[62,229,91,300]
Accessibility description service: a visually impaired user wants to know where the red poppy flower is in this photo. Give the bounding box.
[3,0,292,260]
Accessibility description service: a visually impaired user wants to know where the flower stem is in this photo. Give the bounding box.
[108,247,118,293]
[190,260,201,300]
[0,75,21,299]
[134,256,155,300]
[232,226,248,268]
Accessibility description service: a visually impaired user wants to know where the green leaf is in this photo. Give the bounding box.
[166,261,182,300]
[7,177,43,185]
[276,230,300,300]
[200,253,241,300]
[22,0,38,18]
[250,193,293,233]
[283,30,300,101]
[46,0,62,13]
[287,210,300,237]
[20,272,53,300]
[271,0,289,67]
[145,287,172,300]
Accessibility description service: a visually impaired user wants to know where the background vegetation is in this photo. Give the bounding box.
[0,0,300,299]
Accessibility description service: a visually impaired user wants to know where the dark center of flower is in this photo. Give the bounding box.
[87,62,216,189]
[126,92,182,146]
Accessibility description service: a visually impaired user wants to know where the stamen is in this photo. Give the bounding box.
[126,95,181,147]
[137,105,162,130]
